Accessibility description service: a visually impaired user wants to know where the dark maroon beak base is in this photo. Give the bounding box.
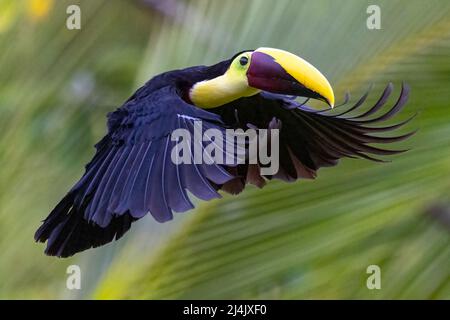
[247,51,324,101]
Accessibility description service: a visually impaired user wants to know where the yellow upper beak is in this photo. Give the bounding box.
[252,47,335,107]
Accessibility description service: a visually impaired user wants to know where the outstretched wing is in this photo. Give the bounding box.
[213,83,415,187]
[35,85,236,257]
[36,82,414,257]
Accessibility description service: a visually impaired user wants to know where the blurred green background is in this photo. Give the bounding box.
[0,0,449,299]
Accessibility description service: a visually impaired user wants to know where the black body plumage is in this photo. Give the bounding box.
[35,57,414,257]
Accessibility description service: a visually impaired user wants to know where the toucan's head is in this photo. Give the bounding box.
[190,47,335,109]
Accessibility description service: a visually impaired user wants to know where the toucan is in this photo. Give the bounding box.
[35,48,414,257]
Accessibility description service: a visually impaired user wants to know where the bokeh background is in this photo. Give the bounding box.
[0,0,449,299]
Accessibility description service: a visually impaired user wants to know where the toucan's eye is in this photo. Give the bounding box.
[239,56,248,66]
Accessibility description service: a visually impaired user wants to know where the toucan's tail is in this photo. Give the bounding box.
[34,189,135,258]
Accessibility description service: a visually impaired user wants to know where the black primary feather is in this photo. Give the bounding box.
[213,82,415,181]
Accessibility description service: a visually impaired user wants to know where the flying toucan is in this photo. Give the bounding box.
[35,47,414,257]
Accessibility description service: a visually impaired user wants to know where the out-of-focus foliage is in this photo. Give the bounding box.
[0,0,448,299]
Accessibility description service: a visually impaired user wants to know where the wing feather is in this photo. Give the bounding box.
[35,81,414,258]
[212,83,415,183]
[35,85,235,257]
